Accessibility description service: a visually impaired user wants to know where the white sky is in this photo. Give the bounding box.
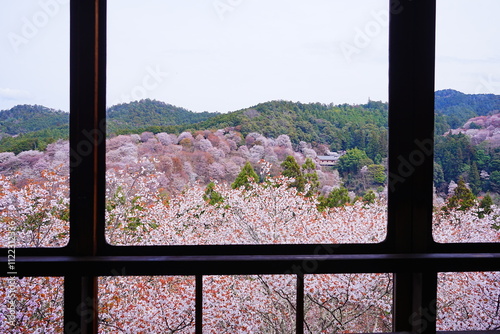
[0,0,499,113]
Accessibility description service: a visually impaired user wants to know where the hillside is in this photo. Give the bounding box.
[0,104,68,135]
[0,99,219,153]
[446,112,500,147]
[2,90,500,155]
[435,89,500,133]
[106,99,219,134]
[127,100,389,163]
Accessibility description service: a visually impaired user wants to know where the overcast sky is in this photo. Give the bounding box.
[1,0,499,113]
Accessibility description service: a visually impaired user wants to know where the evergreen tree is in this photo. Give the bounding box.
[281,156,306,193]
[468,162,481,195]
[478,194,493,218]
[434,162,445,189]
[363,190,376,204]
[338,148,373,175]
[301,158,319,197]
[444,177,476,212]
[317,187,350,211]
[232,162,259,190]
[203,182,224,205]
[489,171,500,193]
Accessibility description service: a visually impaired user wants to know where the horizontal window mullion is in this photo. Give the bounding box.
[7,253,500,277]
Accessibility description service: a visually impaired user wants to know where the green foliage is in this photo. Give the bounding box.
[232,162,259,190]
[434,163,445,189]
[338,148,373,175]
[362,190,376,204]
[0,126,68,153]
[489,171,500,193]
[478,194,493,218]
[367,164,386,185]
[280,156,320,196]
[106,99,219,134]
[281,156,305,192]
[475,149,491,171]
[0,104,68,135]
[444,178,476,212]
[468,162,481,195]
[434,133,475,183]
[301,158,319,197]
[434,89,500,134]
[182,100,388,157]
[468,122,482,130]
[317,187,350,211]
[203,182,224,205]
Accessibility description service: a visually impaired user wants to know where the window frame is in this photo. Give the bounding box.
[4,0,500,333]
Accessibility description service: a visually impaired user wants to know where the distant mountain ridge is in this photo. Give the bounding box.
[0,104,68,136]
[1,90,500,153]
[434,89,500,132]
[106,99,219,134]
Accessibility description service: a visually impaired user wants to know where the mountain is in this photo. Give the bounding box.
[435,89,500,133]
[0,104,68,135]
[168,99,389,161]
[2,90,500,155]
[0,100,220,153]
[106,99,219,134]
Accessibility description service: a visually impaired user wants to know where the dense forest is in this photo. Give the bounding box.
[435,89,500,133]
[106,99,219,134]
[1,90,499,153]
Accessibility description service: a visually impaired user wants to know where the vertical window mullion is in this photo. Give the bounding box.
[389,0,436,332]
[69,0,106,332]
[196,274,203,334]
[296,273,304,334]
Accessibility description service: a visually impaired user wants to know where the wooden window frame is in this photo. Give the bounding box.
[3,1,500,333]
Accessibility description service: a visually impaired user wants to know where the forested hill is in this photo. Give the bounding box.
[0,100,218,137]
[0,104,68,135]
[435,89,500,133]
[0,99,219,153]
[176,100,389,161]
[1,90,500,154]
[106,99,219,134]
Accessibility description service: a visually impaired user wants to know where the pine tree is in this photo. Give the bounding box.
[281,155,306,193]
[363,190,376,204]
[203,182,224,205]
[468,162,481,195]
[301,158,319,197]
[317,187,350,211]
[478,194,493,218]
[231,162,259,190]
[445,177,476,212]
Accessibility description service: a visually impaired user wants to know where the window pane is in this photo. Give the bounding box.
[0,1,70,248]
[304,273,392,333]
[106,0,388,245]
[203,275,296,332]
[98,276,196,333]
[434,0,500,243]
[437,272,500,330]
[0,277,64,333]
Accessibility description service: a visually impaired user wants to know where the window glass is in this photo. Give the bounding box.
[98,276,196,333]
[106,0,389,245]
[434,0,500,243]
[0,277,64,332]
[0,0,70,248]
[304,273,393,332]
[204,275,295,332]
[437,271,500,330]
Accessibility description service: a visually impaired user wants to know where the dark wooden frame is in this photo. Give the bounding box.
[3,0,500,333]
